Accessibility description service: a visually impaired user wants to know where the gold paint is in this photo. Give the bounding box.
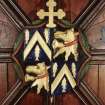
[25,63,49,94]
[72,63,76,78]
[24,31,51,61]
[54,31,79,37]
[51,64,76,94]
[25,74,35,82]
[35,45,40,61]
[52,63,58,77]
[25,29,29,44]
[53,28,78,61]
[44,28,49,44]
[37,0,65,28]
[62,77,67,92]
[31,76,49,94]
[26,63,47,75]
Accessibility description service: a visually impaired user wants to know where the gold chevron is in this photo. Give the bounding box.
[51,64,76,94]
[24,31,51,61]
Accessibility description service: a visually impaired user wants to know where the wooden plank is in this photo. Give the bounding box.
[0,63,7,101]
[0,81,23,105]
[55,92,84,105]
[0,48,13,63]
[58,0,89,22]
[17,90,44,105]
[0,0,31,30]
[16,0,45,20]
[70,0,89,22]
[16,0,89,22]
[84,65,98,95]
[90,50,105,64]
[99,65,105,104]
[8,63,18,91]
[0,7,18,48]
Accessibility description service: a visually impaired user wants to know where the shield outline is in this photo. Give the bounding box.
[12,19,91,95]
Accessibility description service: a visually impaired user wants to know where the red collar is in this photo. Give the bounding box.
[64,39,78,47]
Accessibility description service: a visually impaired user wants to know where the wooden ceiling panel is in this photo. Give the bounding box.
[0,8,18,48]
[16,0,90,22]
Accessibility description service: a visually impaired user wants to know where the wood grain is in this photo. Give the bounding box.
[99,65,105,104]
[8,63,18,91]
[0,63,7,101]
[62,0,89,22]
[16,0,89,22]
[86,6,105,49]
[0,8,18,48]
[55,92,84,105]
[0,0,105,105]
[17,90,43,105]
[84,65,98,96]
[16,0,46,20]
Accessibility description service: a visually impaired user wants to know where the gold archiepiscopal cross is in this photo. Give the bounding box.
[37,0,65,28]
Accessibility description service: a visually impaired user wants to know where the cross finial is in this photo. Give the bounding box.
[37,0,66,28]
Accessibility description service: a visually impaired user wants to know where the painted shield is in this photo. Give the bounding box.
[12,0,91,96]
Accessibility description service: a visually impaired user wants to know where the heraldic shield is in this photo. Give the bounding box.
[12,0,91,96]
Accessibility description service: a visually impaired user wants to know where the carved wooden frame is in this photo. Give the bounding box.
[0,0,104,105]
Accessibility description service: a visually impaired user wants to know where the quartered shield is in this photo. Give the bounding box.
[12,0,91,96]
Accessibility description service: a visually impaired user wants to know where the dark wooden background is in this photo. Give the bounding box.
[0,0,105,105]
